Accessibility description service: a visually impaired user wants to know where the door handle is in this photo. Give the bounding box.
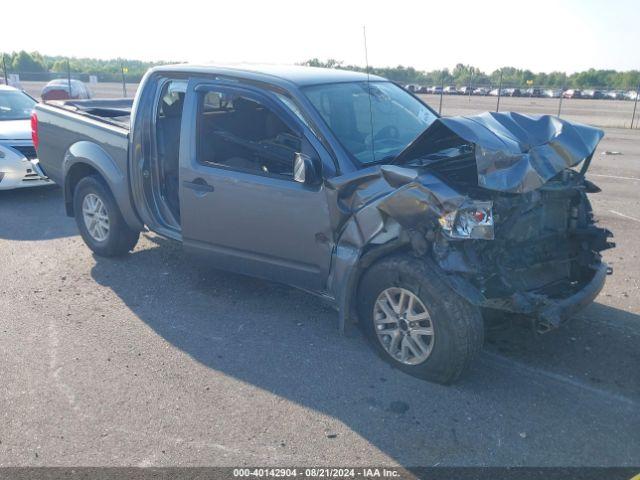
[183,178,214,193]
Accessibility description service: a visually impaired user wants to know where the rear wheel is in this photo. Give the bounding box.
[357,254,484,384]
[73,175,139,257]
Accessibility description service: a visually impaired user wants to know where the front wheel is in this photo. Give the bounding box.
[73,175,139,257]
[357,254,484,384]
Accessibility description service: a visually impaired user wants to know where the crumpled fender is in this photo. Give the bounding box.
[324,165,466,331]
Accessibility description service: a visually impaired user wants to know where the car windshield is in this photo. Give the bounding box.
[0,90,36,121]
[303,81,437,164]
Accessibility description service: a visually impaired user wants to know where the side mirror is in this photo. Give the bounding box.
[293,152,322,185]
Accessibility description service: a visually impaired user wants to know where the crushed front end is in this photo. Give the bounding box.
[432,169,614,332]
[327,112,614,333]
[402,112,615,332]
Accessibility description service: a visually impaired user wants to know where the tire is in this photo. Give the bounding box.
[357,254,484,384]
[73,175,139,257]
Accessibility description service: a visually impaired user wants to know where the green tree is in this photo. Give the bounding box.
[11,50,46,72]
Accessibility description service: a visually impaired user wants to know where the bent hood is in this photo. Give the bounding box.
[0,119,32,141]
[393,111,604,193]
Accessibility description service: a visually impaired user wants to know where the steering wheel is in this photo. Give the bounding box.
[374,125,399,141]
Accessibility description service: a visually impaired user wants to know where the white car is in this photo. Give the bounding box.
[0,85,52,190]
[625,90,638,101]
[543,89,563,98]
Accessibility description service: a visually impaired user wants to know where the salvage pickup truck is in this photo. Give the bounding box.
[33,65,614,384]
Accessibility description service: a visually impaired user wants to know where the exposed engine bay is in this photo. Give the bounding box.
[327,112,614,333]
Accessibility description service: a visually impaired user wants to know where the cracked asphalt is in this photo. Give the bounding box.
[0,127,639,467]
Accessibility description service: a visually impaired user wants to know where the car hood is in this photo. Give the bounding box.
[0,119,32,141]
[393,111,604,193]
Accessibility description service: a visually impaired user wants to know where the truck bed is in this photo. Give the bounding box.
[45,98,133,129]
[34,99,131,190]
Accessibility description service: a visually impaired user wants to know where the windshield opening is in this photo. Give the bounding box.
[0,90,36,121]
[302,81,437,165]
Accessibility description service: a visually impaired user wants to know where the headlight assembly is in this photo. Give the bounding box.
[439,201,494,240]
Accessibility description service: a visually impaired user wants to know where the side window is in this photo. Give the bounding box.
[197,90,302,178]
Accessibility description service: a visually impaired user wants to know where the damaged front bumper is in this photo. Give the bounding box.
[536,262,609,332]
[432,183,614,333]
[436,261,610,333]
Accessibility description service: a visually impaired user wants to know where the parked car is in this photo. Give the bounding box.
[473,87,489,96]
[0,85,51,189]
[543,89,562,98]
[605,90,626,100]
[524,88,543,97]
[562,89,582,99]
[443,86,458,95]
[457,86,473,95]
[429,85,443,95]
[582,90,604,99]
[488,88,505,96]
[41,79,92,102]
[405,84,420,93]
[34,65,613,384]
[504,88,522,97]
[625,90,638,101]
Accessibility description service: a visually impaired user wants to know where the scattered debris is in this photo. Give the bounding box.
[601,151,623,155]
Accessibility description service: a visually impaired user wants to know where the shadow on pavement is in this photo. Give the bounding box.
[89,234,640,465]
[484,303,640,398]
[0,186,77,241]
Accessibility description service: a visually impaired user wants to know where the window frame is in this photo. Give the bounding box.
[193,83,310,181]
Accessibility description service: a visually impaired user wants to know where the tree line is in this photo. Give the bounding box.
[1,51,176,81]
[2,51,638,90]
[301,59,640,90]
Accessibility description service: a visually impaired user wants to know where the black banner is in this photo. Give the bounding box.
[0,468,639,480]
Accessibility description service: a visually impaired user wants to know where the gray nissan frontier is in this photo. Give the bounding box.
[33,64,614,384]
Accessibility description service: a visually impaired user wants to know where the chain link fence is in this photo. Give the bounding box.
[408,72,640,129]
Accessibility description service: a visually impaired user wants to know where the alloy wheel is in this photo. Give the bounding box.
[82,193,110,242]
[373,287,435,365]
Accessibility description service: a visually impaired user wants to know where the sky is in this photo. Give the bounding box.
[3,0,638,73]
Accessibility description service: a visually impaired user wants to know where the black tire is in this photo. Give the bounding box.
[73,175,139,257]
[357,254,484,384]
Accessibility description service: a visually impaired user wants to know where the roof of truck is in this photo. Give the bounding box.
[150,64,386,87]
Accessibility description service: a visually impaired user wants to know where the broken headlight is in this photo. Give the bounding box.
[439,201,494,240]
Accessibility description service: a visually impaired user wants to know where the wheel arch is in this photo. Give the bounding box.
[336,235,485,334]
[337,238,412,333]
[64,162,101,216]
[62,141,143,231]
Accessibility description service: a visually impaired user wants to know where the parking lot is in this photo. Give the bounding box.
[1,111,639,467]
[19,80,640,129]
[418,93,640,129]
